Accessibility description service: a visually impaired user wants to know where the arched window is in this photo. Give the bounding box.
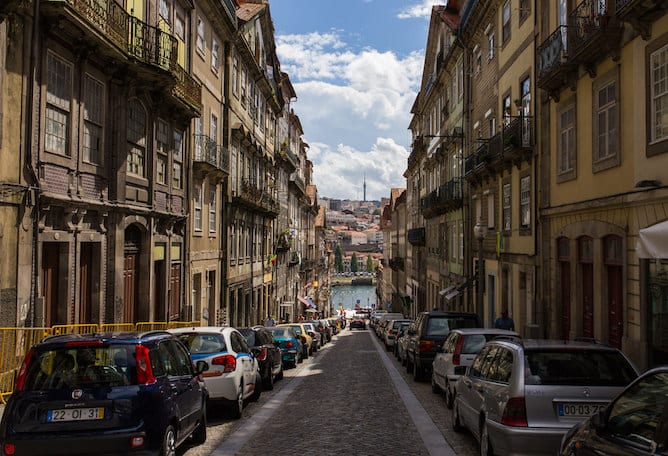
[127,99,147,177]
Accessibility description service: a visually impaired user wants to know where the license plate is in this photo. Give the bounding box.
[47,407,104,422]
[557,402,607,418]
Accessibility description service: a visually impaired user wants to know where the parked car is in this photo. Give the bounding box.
[277,323,312,358]
[0,330,208,456]
[269,326,303,368]
[375,313,405,338]
[304,320,328,346]
[170,326,261,419]
[383,319,413,350]
[238,326,283,391]
[395,323,412,363]
[432,328,519,408]
[452,339,639,456]
[559,365,668,456]
[405,311,481,381]
[316,319,333,342]
[349,315,367,330]
[301,322,322,353]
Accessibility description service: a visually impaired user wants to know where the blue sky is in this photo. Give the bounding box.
[269,0,447,201]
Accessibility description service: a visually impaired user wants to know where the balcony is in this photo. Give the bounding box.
[464,141,491,178]
[615,0,668,39]
[421,178,463,218]
[568,0,623,76]
[220,0,238,28]
[279,142,299,170]
[389,257,404,271]
[193,135,228,179]
[289,173,305,195]
[407,227,426,246]
[42,0,201,116]
[0,0,21,19]
[300,259,315,272]
[537,26,578,100]
[233,178,279,217]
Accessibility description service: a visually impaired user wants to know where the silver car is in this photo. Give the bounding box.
[431,328,519,408]
[383,319,412,349]
[452,339,639,456]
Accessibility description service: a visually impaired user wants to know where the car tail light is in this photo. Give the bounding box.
[501,397,528,427]
[130,436,145,448]
[135,344,156,385]
[256,347,268,362]
[286,341,293,348]
[212,354,236,373]
[3,443,14,455]
[389,329,395,335]
[452,336,464,366]
[14,349,34,392]
[418,340,436,352]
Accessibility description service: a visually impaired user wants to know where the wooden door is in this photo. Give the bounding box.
[123,253,137,323]
[154,260,165,321]
[607,265,623,348]
[79,243,93,323]
[42,243,61,326]
[560,262,571,340]
[582,264,594,339]
[169,263,181,321]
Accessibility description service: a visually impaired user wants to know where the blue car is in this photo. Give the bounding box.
[0,331,208,456]
[269,327,303,368]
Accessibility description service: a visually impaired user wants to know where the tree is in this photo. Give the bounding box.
[350,252,358,272]
[366,255,375,272]
[334,244,344,273]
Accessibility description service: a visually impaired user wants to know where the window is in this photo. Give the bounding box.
[194,183,202,232]
[558,103,576,179]
[519,0,530,22]
[230,223,236,261]
[194,117,202,159]
[459,221,464,261]
[521,77,531,116]
[82,74,104,165]
[487,192,495,229]
[593,76,619,170]
[175,14,184,41]
[173,130,183,189]
[241,68,247,103]
[520,175,531,229]
[502,1,511,43]
[651,44,668,144]
[210,113,218,144]
[45,52,72,156]
[211,39,219,73]
[488,32,495,61]
[502,182,511,231]
[127,100,146,177]
[209,187,216,233]
[156,119,168,185]
[196,17,205,54]
[503,94,512,124]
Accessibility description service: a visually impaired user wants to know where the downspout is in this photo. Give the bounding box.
[26,0,42,326]
[221,39,232,326]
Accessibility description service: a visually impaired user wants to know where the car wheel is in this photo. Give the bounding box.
[161,424,177,456]
[230,383,244,419]
[480,420,493,456]
[263,367,274,390]
[250,373,262,402]
[405,355,412,373]
[276,364,284,380]
[445,381,454,409]
[431,372,440,394]
[413,360,423,382]
[191,401,207,445]
[452,401,464,432]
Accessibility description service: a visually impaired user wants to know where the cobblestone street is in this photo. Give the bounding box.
[180,327,478,456]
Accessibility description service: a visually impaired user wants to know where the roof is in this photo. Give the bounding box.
[236,2,265,22]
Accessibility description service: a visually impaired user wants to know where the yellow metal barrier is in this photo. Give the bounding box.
[135,322,169,331]
[0,327,53,404]
[52,324,99,335]
[167,321,199,329]
[100,323,135,332]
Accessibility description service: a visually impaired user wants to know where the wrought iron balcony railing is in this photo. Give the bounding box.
[407,227,426,246]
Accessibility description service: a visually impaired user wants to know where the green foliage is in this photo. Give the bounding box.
[334,244,344,273]
[351,252,358,272]
[366,255,375,272]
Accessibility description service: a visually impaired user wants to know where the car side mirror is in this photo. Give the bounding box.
[590,409,607,431]
[195,360,209,375]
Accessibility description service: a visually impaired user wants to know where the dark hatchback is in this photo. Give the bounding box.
[238,326,283,390]
[0,331,208,456]
[405,311,481,381]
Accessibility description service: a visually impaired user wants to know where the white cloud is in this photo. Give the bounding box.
[276,31,421,200]
[397,0,448,19]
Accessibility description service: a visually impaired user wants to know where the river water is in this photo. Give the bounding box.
[330,283,377,312]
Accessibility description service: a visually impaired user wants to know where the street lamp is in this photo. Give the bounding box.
[473,220,486,326]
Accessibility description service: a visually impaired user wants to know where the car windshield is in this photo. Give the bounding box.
[271,328,291,338]
[178,333,226,354]
[22,345,135,390]
[238,329,257,347]
[426,317,478,336]
[524,349,637,386]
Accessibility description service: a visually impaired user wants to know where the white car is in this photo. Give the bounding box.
[432,328,519,408]
[170,326,261,419]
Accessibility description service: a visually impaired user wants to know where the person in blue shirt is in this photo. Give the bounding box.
[494,309,515,331]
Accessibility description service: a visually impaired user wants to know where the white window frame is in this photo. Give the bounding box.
[45,51,72,157]
[156,119,169,185]
[196,16,205,55]
[82,73,104,165]
[520,175,531,229]
[194,183,202,232]
[209,187,216,234]
[211,38,219,73]
[651,43,668,144]
[593,76,619,169]
[502,182,511,232]
[486,192,495,229]
[558,103,576,179]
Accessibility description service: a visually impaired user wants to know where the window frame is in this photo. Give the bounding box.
[155,119,169,186]
[592,69,620,172]
[557,100,577,182]
[193,183,202,232]
[196,16,205,56]
[519,173,531,232]
[127,99,147,178]
[208,186,217,234]
[502,181,511,233]
[45,51,73,158]
[502,0,511,44]
[82,73,105,166]
[172,129,183,189]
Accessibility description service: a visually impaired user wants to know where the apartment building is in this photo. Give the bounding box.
[537,0,668,368]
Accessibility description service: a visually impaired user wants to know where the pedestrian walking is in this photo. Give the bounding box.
[494,309,515,331]
[265,315,276,327]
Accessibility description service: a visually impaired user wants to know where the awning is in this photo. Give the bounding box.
[637,219,668,258]
[298,296,316,308]
[445,290,461,301]
[439,285,457,296]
